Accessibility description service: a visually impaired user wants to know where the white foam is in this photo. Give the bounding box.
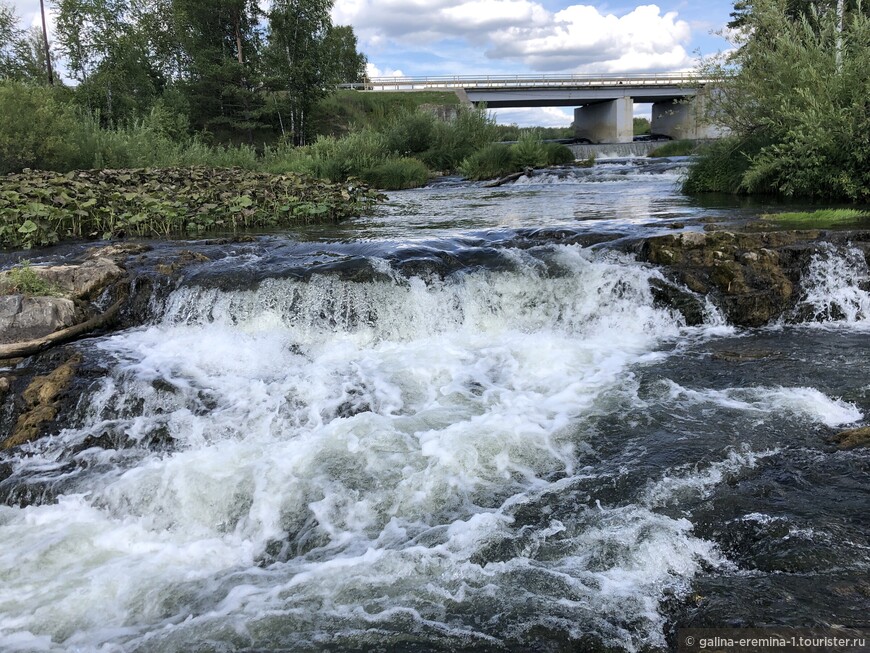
[0,246,724,651]
[662,381,862,428]
[797,245,870,328]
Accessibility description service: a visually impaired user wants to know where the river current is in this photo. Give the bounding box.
[0,160,867,652]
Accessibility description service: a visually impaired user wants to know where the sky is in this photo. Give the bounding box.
[9,0,736,126]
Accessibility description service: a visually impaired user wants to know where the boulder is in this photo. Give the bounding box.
[640,230,814,327]
[3,353,82,449]
[0,295,77,344]
[38,257,124,299]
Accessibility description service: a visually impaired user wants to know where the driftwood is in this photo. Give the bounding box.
[0,282,128,360]
[483,168,535,188]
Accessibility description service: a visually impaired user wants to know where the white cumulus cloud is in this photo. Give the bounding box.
[333,1,693,73]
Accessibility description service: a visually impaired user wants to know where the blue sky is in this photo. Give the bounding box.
[10,0,736,126]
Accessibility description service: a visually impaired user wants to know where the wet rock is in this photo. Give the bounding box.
[86,243,152,260]
[3,353,82,450]
[0,295,78,344]
[648,278,706,326]
[638,230,817,327]
[829,426,870,450]
[155,250,211,276]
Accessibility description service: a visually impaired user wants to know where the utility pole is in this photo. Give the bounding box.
[39,0,54,85]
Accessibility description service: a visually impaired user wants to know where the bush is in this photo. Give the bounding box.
[0,82,93,173]
[0,260,62,295]
[510,132,548,169]
[648,140,696,157]
[459,144,515,180]
[421,107,499,171]
[361,157,429,190]
[683,136,766,194]
[542,142,576,165]
[688,1,870,200]
[383,110,436,155]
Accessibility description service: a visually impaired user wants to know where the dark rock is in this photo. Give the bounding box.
[637,230,829,327]
[648,278,706,326]
[3,353,82,449]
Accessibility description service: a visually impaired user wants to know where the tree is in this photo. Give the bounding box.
[264,0,367,144]
[1,1,57,83]
[170,0,264,138]
[690,0,870,200]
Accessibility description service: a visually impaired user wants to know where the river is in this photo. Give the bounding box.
[0,159,868,652]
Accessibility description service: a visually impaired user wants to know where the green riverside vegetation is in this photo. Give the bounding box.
[0,260,62,295]
[761,208,870,227]
[685,0,870,201]
[648,140,697,158]
[0,168,383,249]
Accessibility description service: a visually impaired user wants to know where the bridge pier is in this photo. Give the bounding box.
[573,98,634,144]
[651,95,722,140]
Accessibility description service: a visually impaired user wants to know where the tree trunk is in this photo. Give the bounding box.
[38,0,54,85]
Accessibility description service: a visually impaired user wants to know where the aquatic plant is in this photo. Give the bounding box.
[0,167,383,249]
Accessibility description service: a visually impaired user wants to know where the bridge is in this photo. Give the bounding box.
[341,73,721,143]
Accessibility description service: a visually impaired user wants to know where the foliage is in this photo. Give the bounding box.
[0,260,62,295]
[311,90,458,138]
[459,144,516,181]
[683,136,767,194]
[686,0,870,201]
[648,140,697,157]
[633,117,651,135]
[493,124,574,141]
[459,139,576,181]
[360,157,429,190]
[541,142,576,165]
[0,167,383,248]
[761,208,870,225]
[0,2,54,83]
[0,82,94,174]
[510,131,548,168]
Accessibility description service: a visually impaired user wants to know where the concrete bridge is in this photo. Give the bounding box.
[341,73,721,143]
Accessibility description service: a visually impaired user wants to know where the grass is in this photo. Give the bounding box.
[761,208,870,226]
[0,261,63,296]
[648,140,697,157]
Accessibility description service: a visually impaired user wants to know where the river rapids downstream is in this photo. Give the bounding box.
[0,159,868,652]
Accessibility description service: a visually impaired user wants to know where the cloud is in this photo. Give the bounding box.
[333,1,693,73]
[366,62,405,78]
[488,106,573,127]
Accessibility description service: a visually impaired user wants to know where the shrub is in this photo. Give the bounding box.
[0,82,93,173]
[542,142,576,165]
[510,132,548,169]
[648,140,696,157]
[361,157,429,190]
[0,260,62,295]
[459,144,516,180]
[383,110,436,155]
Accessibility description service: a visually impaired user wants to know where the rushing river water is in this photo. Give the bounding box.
[0,160,868,652]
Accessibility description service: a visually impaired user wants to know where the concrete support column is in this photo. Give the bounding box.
[573,97,633,144]
[651,95,724,140]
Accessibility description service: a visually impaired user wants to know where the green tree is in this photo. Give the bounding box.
[1,2,55,82]
[689,0,870,200]
[264,1,366,144]
[171,0,264,139]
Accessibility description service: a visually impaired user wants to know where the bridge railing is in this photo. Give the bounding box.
[339,72,706,91]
